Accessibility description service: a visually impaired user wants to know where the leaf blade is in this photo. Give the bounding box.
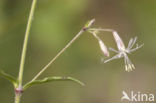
[23,76,85,90]
[0,70,18,87]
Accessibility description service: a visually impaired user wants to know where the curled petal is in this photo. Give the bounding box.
[128,43,144,53]
[98,40,109,57]
[113,31,126,51]
[104,53,121,63]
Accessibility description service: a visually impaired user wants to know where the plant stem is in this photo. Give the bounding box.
[16,0,38,103]
[14,94,21,103]
[18,0,37,86]
[31,29,85,82]
[89,28,115,32]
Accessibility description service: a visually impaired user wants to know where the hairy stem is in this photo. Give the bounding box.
[31,29,85,82]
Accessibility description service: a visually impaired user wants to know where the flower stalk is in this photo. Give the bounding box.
[30,30,84,82]
[30,19,95,82]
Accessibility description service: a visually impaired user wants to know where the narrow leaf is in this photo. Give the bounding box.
[0,70,18,87]
[23,76,85,90]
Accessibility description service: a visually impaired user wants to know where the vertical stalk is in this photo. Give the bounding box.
[14,94,21,103]
[16,0,38,103]
[18,0,37,86]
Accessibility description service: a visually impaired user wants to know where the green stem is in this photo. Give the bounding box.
[16,0,38,103]
[18,0,37,86]
[14,94,21,103]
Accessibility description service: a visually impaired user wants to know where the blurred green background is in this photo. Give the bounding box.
[0,0,156,103]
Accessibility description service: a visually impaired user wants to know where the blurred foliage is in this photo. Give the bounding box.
[0,0,156,103]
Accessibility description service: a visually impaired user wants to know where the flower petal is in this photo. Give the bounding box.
[98,40,109,57]
[113,31,126,51]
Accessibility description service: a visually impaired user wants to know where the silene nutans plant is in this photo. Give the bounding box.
[0,0,143,103]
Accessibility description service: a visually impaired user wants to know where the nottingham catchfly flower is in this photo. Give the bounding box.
[104,31,144,72]
[88,27,143,72]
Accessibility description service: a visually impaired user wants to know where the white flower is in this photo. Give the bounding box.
[104,31,144,72]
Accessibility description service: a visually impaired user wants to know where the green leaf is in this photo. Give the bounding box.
[0,70,18,88]
[23,76,85,90]
[84,19,95,29]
